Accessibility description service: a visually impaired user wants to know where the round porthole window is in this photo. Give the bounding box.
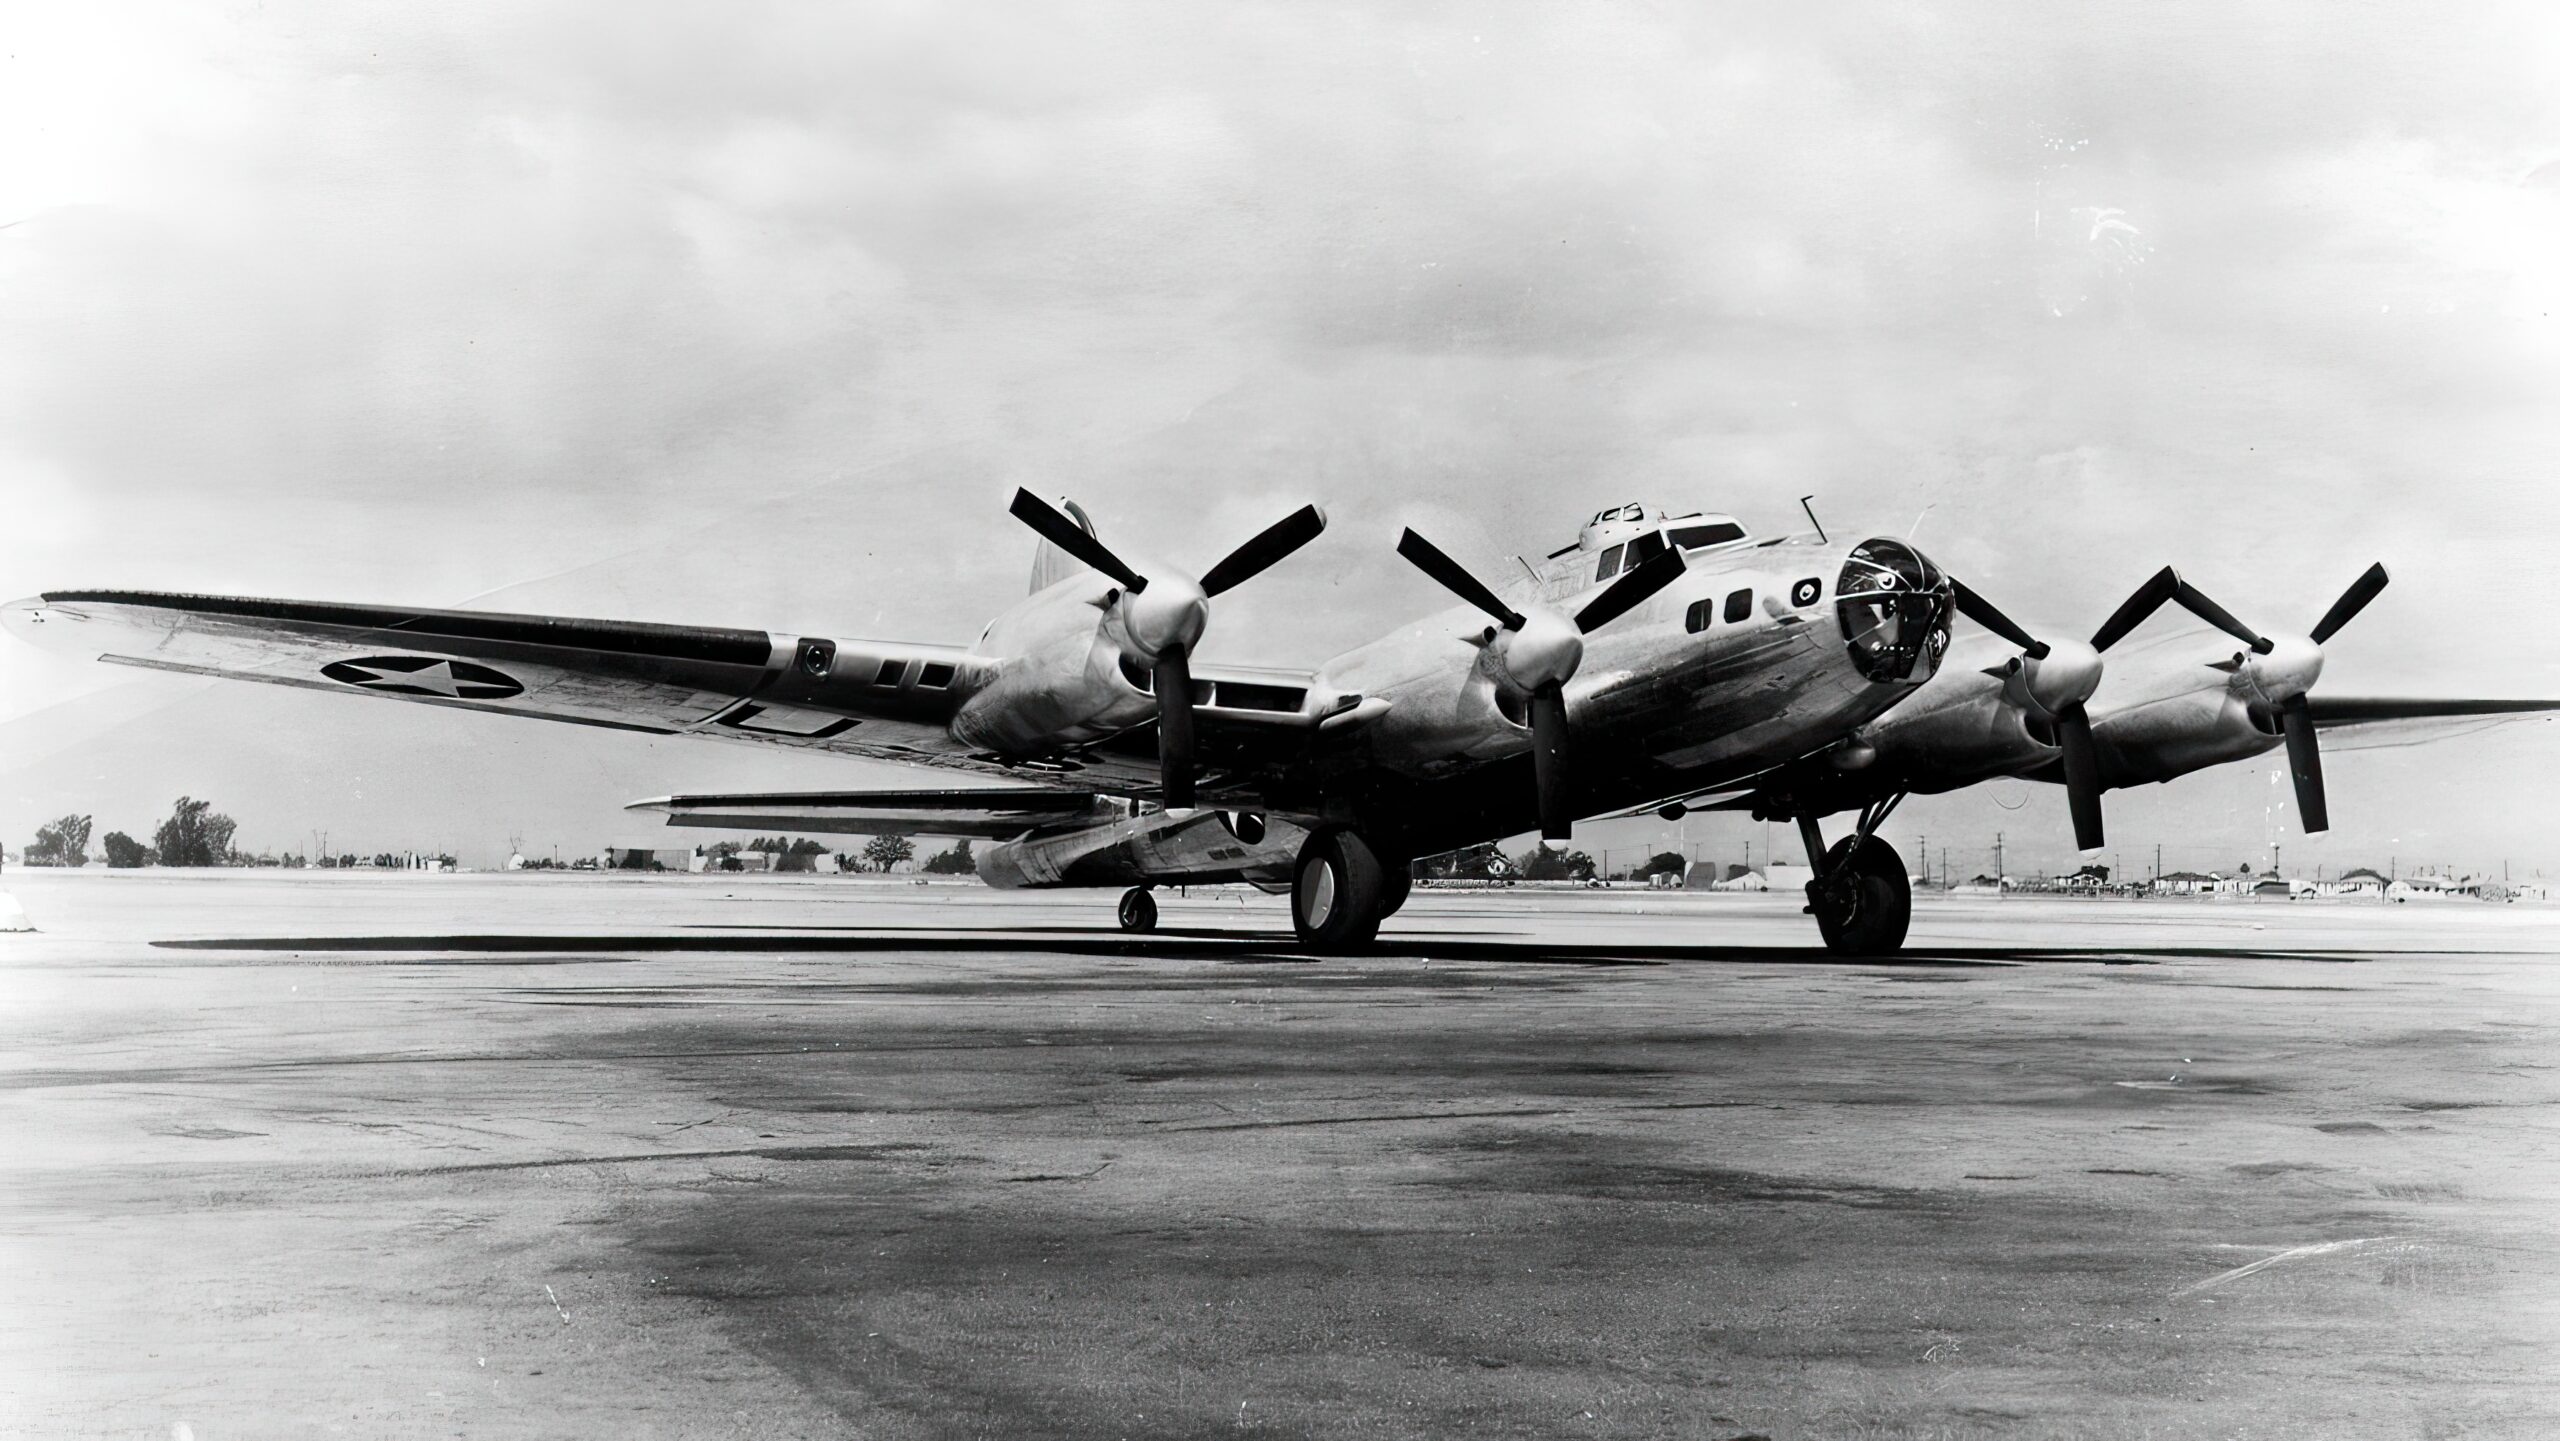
[1791,577,1823,607]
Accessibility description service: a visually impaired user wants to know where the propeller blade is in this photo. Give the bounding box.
[1156,643,1196,808]
[1528,683,1572,840]
[1572,547,1688,633]
[2308,562,2390,645]
[2279,693,2328,832]
[1009,489,1149,593]
[2089,565,2182,653]
[1396,529,1524,630]
[1198,504,1327,598]
[1951,579,2049,659]
[2055,702,2105,852]
[2171,579,2272,654]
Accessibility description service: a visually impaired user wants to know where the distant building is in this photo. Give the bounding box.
[2388,874,2483,902]
[2302,867,2388,899]
[600,843,700,872]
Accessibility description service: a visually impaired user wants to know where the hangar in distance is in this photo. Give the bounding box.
[8,493,2552,954]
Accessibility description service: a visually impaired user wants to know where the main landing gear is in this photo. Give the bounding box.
[1796,795,1911,957]
[1117,887,1158,933]
[1114,830,1407,950]
[1292,829,1399,953]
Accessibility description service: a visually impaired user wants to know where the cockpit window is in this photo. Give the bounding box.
[1836,538,1951,683]
[1669,522,1746,550]
[1624,531,1667,569]
[1595,543,1624,580]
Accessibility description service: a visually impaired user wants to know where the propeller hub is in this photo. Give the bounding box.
[1498,608,1585,694]
[2236,632,2323,705]
[2012,637,2103,718]
[1120,572,1209,660]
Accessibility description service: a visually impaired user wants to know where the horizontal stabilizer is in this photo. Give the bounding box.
[628,787,1117,839]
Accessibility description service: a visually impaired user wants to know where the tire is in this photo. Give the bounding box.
[1117,887,1158,933]
[1808,836,1910,957]
[1292,830,1387,952]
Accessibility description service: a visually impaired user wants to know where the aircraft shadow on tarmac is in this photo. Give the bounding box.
[146,927,2399,968]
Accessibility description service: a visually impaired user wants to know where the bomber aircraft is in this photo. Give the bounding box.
[7,494,2549,954]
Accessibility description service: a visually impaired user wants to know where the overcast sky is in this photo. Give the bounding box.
[5,2,2557,876]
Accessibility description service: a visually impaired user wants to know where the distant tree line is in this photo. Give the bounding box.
[685,833,972,875]
[19,798,247,868]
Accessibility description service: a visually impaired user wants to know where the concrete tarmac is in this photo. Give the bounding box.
[2,870,2556,1439]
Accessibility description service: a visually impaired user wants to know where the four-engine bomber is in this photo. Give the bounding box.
[9,494,2549,954]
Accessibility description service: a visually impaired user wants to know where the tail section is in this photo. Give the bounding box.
[1028,498,1101,594]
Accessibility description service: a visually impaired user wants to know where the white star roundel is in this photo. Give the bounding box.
[321,655,524,700]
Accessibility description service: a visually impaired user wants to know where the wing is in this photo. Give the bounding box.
[2304,696,2560,751]
[629,787,1118,838]
[1,588,1084,782]
[3,589,1369,798]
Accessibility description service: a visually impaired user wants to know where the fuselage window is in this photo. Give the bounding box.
[917,661,956,689]
[1685,599,1713,634]
[1595,544,1625,580]
[1791,577,1822,607]
[872,658,906,687]
[1723,588,1752,624]
[1671,522,1746,550]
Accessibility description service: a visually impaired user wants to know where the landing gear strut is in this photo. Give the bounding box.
[1798,795,1911,957]
[1117,887,1158,933]
[1292,829,1390,952]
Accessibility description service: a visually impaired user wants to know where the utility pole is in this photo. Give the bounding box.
[1994,832,2005,882]
[2153,842,2161,883]
[2272,843,2281,879]
[1918,835,1927,885]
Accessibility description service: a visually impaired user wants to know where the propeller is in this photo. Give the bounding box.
[1008,490,1327,807]
[2078,560,2389,833]
[1396,529,1688,840]
[1952,578,2109,851]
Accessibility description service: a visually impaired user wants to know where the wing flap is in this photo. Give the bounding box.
[629,787,1118,839]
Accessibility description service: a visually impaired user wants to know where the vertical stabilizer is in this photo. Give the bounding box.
[1028,498,1102,593]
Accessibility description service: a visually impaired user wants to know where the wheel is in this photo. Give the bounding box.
[1292,830,1388,952]
[1117,887,1158,933]
[1807,837,1910,957]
